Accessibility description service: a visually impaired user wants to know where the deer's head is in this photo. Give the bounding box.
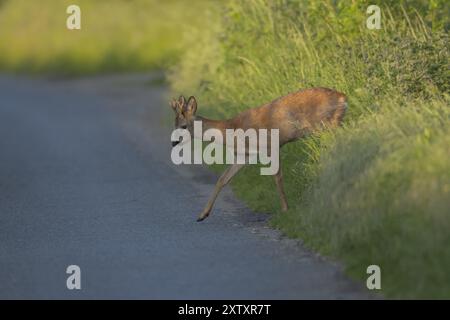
[170,95,197,146]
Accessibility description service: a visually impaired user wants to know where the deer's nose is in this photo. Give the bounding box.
[181,125,187,129]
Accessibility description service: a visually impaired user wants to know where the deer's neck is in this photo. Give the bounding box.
[194,115,235,138]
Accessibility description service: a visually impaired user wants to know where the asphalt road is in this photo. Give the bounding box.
[0,74,368,299]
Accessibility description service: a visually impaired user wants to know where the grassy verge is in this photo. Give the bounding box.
[169,0,450,298]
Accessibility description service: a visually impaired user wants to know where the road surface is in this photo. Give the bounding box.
[0,74,368,299]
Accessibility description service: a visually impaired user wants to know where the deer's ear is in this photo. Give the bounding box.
[185,96,197,115]
[170,99,177,112]
[178,95,186,107]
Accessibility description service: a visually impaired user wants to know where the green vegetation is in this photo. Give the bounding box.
[1,0,449,298]
[0,0,205,74]
[170,0,450,298]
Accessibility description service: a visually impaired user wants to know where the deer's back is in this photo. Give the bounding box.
[232,87,347,145]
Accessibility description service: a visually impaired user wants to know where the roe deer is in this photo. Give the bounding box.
[170,88,347,221]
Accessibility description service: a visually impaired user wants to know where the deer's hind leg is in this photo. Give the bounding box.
[274,165,289,211]
[197,163,245,222]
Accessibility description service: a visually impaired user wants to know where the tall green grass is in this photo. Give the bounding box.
[170,0,450,298]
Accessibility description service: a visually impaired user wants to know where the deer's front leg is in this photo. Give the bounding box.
[274,165,289,211]
[197,164,244,222]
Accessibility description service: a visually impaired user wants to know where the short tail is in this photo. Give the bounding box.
[329,94,347,126]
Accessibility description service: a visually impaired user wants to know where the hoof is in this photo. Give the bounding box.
[196,213,209,222]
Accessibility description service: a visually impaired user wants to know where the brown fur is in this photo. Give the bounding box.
[197,87,346,146]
